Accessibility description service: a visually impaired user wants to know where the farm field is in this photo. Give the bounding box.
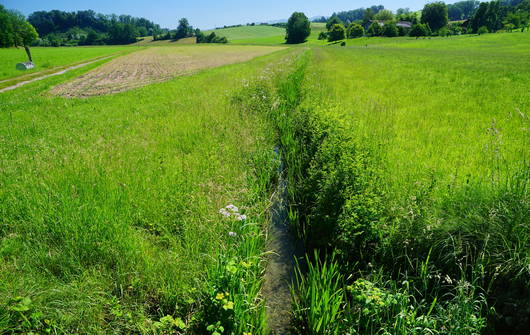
[0,24,528,335]
[51,45,283,97]
[209,23,327,45]
[0,46,130,81]
[206,25,285,42]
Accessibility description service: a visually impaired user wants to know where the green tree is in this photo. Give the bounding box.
[326,14,344,30]
[108,22,137,44]
[285,12,311,44]
[367,22,383,36]
[327,24,345,42]
[362,8,375,27]
[374,9,395,22]
[0,7,38,62]
[175,17,191,39]
[409,23,431,37]
[471,2,489,32]
[346,23,364,38]
[0,5,15,48]
[421,2,449,32]
[382,23,398,37]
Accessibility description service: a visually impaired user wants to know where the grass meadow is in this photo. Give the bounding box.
[0,30,528,334]
[0,46,130,81]
[0,45,292,333]
[273,32,529,334]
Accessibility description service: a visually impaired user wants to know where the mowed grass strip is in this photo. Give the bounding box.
[51,45,284,97]
[206,25,285,41]
[0,46,130,81]
[0,46,292,333]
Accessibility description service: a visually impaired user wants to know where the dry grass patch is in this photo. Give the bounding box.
[51,45,284,97]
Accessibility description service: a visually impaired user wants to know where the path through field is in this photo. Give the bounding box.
[51,45,283,97]
[0,55,116,93]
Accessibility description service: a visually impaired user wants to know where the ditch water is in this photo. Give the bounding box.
[262,146,304,334]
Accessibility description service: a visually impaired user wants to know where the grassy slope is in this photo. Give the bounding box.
[206,25,285,41]
[134,36,197,46]
[0,46,129,81]
[0,45,291,334]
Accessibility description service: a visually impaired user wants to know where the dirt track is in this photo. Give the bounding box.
[0,55,115,93]
[51,46,283,97]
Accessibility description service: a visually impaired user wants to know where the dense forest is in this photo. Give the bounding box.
[26,10,161,46]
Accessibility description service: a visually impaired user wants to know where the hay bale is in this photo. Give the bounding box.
[16,62,35,70]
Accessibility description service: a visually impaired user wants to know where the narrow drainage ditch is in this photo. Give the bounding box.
[262,146,304,334]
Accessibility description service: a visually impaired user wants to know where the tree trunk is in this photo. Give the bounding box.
[24,45,33,63]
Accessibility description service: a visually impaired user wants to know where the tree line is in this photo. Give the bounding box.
[313,0,529,42]
[153,18,227,43]
[26,10,161,46]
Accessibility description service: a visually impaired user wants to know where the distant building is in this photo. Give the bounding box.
[370,20,386,26]
[396,21,412,28]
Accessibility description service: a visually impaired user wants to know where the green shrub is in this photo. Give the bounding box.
[346,23,364,38]
[367,22,383,36]
[477,26,489,35]
[327,24,346,42]
[382,23,399,37]
[410,23,431,37]
[317,31,328,40]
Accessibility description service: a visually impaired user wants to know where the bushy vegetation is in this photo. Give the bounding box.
[265,33,529,334]
[327,24,346,42]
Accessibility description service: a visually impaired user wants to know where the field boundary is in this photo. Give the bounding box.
[0,51,132,91]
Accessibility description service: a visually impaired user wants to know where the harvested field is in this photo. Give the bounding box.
[51,45,283,97]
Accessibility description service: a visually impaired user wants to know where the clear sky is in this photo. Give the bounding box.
[2,0,443,29]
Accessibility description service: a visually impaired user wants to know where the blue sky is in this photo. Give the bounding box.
[2,0,440,29]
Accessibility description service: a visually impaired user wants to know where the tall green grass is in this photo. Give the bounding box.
[272,33,528,334]
[0,46,293,333]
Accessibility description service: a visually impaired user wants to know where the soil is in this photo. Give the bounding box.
[51,46,283,98]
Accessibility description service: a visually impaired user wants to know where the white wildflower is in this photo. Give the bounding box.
[228,232,237,237]
[226,204,239,213]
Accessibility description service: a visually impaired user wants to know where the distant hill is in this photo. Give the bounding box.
[205,23,328,45]
[206,25,285,44]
